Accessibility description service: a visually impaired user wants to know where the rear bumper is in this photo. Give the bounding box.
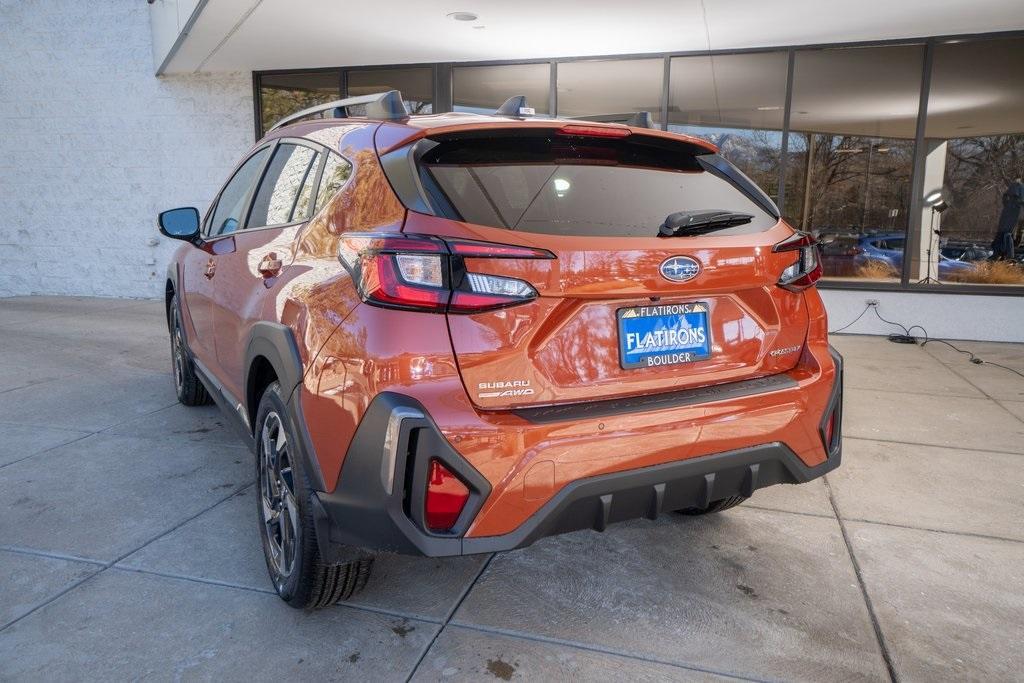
[312,348,842,560]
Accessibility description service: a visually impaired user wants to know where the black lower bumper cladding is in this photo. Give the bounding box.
[314,349,843,560]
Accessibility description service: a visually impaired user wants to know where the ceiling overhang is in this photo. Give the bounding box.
[152,0,1024,75]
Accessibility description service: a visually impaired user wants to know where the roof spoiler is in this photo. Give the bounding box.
[268,90,409,132]
[495,95,535,118]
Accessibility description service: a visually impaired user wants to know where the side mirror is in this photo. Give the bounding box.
[158,207,200,242]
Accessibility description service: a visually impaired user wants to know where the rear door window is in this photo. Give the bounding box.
[247,143,320,228]
[420,134,777,237]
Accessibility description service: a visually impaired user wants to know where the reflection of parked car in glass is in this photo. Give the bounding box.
[819,232,975,277]
[859,234,974,277]
[941,242,991,262]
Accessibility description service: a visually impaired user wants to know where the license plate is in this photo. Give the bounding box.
[617,303,712,369]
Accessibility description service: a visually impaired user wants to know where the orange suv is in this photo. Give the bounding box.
[158,91,842,609]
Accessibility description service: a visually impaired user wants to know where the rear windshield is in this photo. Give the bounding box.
[418,133,778,238]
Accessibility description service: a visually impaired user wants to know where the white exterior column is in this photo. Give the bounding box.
[911,140,948,281]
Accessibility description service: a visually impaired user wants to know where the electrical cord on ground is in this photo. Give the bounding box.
[829,302,1024,379]
[828,303,872,334]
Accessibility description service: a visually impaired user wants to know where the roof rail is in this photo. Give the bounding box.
[495,95,535,117]
[267,90,409,132]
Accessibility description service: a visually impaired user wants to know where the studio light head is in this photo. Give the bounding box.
[925,188,951,213]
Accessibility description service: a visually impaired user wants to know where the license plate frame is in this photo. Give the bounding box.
[617,302,712,370]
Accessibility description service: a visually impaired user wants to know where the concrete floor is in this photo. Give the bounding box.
[0,296,1022,682]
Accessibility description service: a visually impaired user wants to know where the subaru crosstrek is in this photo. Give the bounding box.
[158,91,842,609]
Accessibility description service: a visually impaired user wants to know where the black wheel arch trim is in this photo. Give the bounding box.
[244,321,327,493]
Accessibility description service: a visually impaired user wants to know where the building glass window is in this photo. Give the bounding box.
[453,63,551,115]
[919,36,1024,286]
[346,67,433,114]
[258,71,341,137]
[668,52,788,201]
[556,58,663,123]
[784,44,924,282]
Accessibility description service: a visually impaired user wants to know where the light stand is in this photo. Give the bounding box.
[917,191,950,285]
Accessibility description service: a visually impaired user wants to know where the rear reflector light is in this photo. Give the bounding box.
[822,405,840,454]
[339,232,551,313]
[774,231,822,291]
[425,459,470,531]
[557,124,631,139]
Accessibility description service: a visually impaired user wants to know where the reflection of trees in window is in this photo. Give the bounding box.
[259,74,341,135]
[785,134,913,235]
[941,135,1024,243]
[669,127,782,200]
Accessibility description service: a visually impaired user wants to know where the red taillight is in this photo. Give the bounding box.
[339,233,551,313]
[425,459,470,531]
[557,124,632,139]
[774,231,823,292]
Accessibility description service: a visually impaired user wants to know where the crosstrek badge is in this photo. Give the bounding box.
[478,380,534,399]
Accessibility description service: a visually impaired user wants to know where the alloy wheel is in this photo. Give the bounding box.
[171,308,187,392]
[258,411,300,585]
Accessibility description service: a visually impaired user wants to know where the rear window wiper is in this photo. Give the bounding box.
[658,210,754,237]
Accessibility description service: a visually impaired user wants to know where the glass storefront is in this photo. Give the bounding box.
[784,44,923,283]
[555,58,664,123]
[253,33,1024,292]
[923,37,1024,286]
[453,63,550,115]
[346,67,433,115]
[668,52,788,201]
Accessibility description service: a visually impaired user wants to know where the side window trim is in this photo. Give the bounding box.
[304,149,329,220]
[203,140,277,240]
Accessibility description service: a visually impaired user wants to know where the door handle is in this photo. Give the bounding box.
[258,252,282,278]
[204,258,216,279]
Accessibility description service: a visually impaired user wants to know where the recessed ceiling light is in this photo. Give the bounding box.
[472,25,486,29]
[756,106,781,111]
[447,11,478,21]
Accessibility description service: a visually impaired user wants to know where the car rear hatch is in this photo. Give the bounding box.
[377,123,817,410]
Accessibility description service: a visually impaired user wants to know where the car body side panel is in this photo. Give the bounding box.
[300,303,464,494]
[210,225,306,401]
[177,240,220,369]
[268,123,407,380]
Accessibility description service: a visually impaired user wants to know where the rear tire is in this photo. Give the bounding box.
[169,294,211,407]
[677,495,747,515]
[255,381,373,609]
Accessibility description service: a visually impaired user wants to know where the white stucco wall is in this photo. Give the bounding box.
[0,0,253,298]
[821,289,1024,342]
